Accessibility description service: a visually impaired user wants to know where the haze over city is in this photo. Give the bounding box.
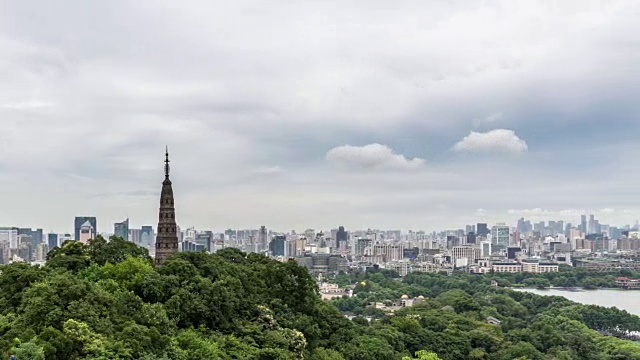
[2,1,640,232]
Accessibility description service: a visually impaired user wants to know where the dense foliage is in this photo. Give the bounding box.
[0,236,638,359]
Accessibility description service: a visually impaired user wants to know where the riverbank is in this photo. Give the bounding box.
[512,288,640,316]
[510,286,622,291]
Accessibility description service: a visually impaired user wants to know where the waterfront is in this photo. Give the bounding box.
[513,288,640,316]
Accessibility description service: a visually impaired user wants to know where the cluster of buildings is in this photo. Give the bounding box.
[2,151,639,276]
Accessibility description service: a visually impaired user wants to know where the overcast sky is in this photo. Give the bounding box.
[1,0,640,233]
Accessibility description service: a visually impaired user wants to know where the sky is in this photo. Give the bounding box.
[1,0,640,233]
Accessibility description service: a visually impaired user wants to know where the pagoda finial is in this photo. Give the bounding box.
[164,146,170,178]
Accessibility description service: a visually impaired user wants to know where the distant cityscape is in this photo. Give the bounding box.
[2,150,640,277]
[2,213,640,271]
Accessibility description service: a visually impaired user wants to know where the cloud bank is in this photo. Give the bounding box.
[326,144,425,171]
[453,129,528,154]
[1,0,640,231]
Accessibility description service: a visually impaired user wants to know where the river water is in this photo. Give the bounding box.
[513,288,640,316]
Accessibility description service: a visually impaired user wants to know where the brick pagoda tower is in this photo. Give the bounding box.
[155,147,179,265]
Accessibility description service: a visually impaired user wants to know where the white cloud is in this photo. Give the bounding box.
[453,129,528,154]
[326,143,425,171]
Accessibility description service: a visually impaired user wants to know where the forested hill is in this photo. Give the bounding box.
[0,236,639,359]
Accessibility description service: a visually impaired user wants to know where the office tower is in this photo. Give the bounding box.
[35,243,48,261]
[477,223,489,237]
[155,148,179,265]
[18,235,33,261]
[481,241,492,257]
[355,238,372,256]
[47,233,59,251]
[130,228,142,244]
[565,223,572,238]
[114,218,129,240]
[17,228,43,246]
[195,232,212,253]
[269,235,286,256]
[75,216,97,241]
[578,215,586,233]
[259,226,268,251]
[588,214,595,234]
[465,225,476,234]
[336,226,348,250]
[79,221,95,243]
[491,223,510,246]
[0,227,19,249]
[594,220,601,235]
[466,232,477,244]
[141,226,154,247]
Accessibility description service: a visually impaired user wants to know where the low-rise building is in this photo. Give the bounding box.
[615,277,640,290]
[319,283,352,300]
[368,295,425,314]
[487,259,560,273]
[492,262,522,273]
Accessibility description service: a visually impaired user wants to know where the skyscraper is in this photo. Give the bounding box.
[141,226,154,247]
[269,235,286,257]
[79,221,95,243]
[74,216,97,241]
[336,226,348,250]
[259,226,268,251]
[114,218,129,240]
[47,233,59,250]
[491,223,510,246]
[476,223,489,237]
[155,148,179,265]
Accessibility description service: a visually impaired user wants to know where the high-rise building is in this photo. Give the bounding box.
[476,223,489,237]
[0,227,19,249]
[466,232,477,244]
[130,228,142,244]
[355,238,372,256]
[18,228,43,246]
[18,235,33,261]
[580,215,587,234]
[481,240,492,257]
[114,218,129,240]
[491,223,510,246]
[141,226,154,247]
[465,225,476,234]
[269,235,286,257]
[75,217,97,241]
[79,221,95,243]
[259,226,268,251]
[155,148,179,265]
[195,232,212,253]
[588,214,595,234]
[336,226,348,250]
[47,233,59,251]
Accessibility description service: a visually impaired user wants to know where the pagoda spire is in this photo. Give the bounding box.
[155,147,178,265]
[164,146,170,179]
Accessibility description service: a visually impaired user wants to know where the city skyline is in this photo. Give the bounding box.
[5,210,640,238]
[1,1,640,231]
